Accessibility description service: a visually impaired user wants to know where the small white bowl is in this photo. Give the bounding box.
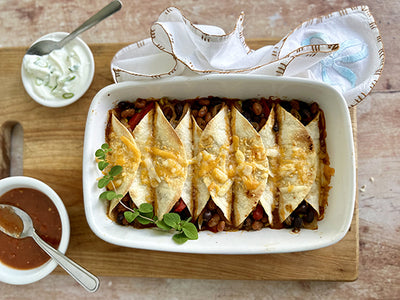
[0,176,70,285]
[21,32,95,108]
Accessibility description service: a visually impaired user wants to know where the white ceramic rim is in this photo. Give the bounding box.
[21,32,95,108]
[0,176,70,285]
[82,74,356,254]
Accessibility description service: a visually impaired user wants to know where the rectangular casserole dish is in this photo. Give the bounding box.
[82,74,355,254]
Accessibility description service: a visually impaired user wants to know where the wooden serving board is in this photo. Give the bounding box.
[0,40,358,281]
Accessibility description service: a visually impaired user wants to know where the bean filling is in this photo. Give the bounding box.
[242,204,270,231]
[283,200,317,232]
[199,199,229,232]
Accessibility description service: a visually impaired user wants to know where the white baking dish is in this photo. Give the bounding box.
[82,74,355,254]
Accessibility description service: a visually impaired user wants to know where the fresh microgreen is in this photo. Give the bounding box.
[95,143,112,170]
[95,143,198,244]
[97,160,109,171]
[182,222,198,240]
[155,219,172,231]
[123,204,198,242]
[172,232,189,244]
[99,190,123,201]
[124,210,139,223]
[95,144,122,189]
[97,169,122,189]
[138,202,153,214]
[163,213,181,229]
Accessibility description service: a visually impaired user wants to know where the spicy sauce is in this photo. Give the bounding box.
[0,188,62,269]
[0,206,24,237]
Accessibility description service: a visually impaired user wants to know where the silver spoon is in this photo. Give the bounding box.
[0,204,99,293]
[26,0,122,56]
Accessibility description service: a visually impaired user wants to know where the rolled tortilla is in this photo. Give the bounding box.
[197,105,232,222]
[192,115,211,220]
[304,111,321,214]
[175,108,194,215]
[153,103,188,219]
[305,111,335,216]
[259,104,279,226]
[231,106,269,227]
[106,114,141,216]
[129,108,154,208]
[276,104,317,223]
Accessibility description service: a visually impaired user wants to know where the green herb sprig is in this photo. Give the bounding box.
[95,143,198,244]
[95,143,112,171]
[124,203,198,244]
[95,143,123,201]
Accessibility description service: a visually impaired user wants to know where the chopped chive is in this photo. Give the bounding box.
[68,64,80,72]
[66,75,76,81]
[35,78,44,86]
[63,92,74,99]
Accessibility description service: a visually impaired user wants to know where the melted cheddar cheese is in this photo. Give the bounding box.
[232,135,269,193]
[147,145,187,186]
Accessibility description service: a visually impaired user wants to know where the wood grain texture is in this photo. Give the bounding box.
[0,41,358,281]
[1,1,399,298]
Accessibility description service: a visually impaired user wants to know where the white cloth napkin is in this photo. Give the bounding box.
[111,6,384,107]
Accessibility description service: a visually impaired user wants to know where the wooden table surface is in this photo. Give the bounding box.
[0,0,399,299]
[0,41,359,280]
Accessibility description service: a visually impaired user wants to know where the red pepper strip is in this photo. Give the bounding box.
[261,99,270,118]
[252,204,264,221]
[173,198,186,213]
[128,101,155,130]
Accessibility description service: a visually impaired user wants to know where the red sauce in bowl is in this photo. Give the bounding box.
[0,206,24,237]
[0,188,62,269]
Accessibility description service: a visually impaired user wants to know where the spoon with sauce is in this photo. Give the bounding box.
[0,204,99,292]
[26,0,122,56]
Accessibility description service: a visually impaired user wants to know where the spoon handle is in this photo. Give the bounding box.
[59,0,122,48]
[32,231,99,292]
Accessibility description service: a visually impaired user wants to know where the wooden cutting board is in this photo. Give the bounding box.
[0,40,358,281]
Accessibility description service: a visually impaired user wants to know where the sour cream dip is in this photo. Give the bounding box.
[21,32,94,107]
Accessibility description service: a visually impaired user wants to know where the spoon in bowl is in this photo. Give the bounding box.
[26,0,122,56]
[0,204,99,293]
